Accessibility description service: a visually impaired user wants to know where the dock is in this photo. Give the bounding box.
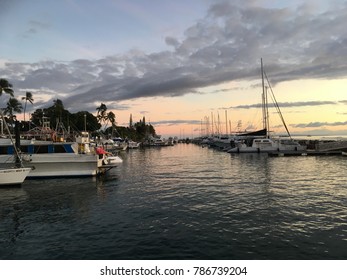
[268,150,344,157]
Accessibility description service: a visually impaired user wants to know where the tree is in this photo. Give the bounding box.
[22,91,34,121]
[30,99,70,129]
[0,78,14,97]
[53,99,64,120]
[129,114,133,128]
[106,111,116,126]
[96,103,107,123]
[4,98,23,129]
[133,119,156,141]
[30,108,45,127]
[96,103,115,132]
[69,111,100,132]
[105,111,116,136]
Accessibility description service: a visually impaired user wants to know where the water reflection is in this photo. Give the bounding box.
[1,144,347,259]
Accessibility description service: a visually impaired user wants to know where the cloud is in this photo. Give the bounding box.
[139,111,150,115]
[229,100,337,109]
[2,1,347,112]
[150,119,201,126]
[22,20,50,38]
[28,20,50,30]
[291,121,347,128]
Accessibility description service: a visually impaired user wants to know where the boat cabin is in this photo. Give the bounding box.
[0,143,75,155]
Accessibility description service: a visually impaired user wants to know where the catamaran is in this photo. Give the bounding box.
[228,59,306,153]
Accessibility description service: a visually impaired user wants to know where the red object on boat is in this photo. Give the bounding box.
[96,147,108,154]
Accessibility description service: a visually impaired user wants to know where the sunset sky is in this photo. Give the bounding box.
[1,0,347,137]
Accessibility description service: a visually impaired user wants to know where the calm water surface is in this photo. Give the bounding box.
[1,144,347,259]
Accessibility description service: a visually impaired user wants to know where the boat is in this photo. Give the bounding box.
[209,129,268,151]
[98,137,128,152]
[209,135,234,150]
[147,136,171,147]
[95,146,123,164]
[0,167,31,186]
[228,137,305,153]
[227,59,306,154]
[0,111,31,185]
[0,130,122,178]
[127,140,140,149]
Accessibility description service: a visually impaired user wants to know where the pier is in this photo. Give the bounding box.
[268,150,344,157]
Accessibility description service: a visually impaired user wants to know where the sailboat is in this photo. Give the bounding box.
[0,111,31,186]
[227,59,306,153]
[0,167,31,186]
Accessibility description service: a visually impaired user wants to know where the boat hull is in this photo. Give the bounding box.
[0,154,101,178]
[0,168,31,185]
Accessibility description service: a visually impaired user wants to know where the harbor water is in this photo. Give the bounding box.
[1,143,347,259]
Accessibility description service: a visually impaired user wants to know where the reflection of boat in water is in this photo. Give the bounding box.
[227,59,305,154]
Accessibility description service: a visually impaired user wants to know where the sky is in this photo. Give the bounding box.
[1,0,347,137]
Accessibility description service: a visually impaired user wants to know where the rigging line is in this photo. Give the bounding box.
[0,111,25,167]
[263,71,292,139]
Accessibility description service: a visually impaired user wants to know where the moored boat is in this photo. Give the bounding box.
[0,111,32,184]
[227,59,306,154]
[228,137,305,153]
[0,131,122,178]
[127,140,140,149]
[0,167,31,186]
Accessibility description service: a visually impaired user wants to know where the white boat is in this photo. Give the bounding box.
[0,132,121,178]
[209,135,234,150]
[95,146,123,166]
[0,111,31,184]
[127,140,140,149]
[0,167,32,186]
[147,136,170,146]
[227,59,306,154]
[228,137,305,153]
[105,155,123,165]
[98,137,128,151]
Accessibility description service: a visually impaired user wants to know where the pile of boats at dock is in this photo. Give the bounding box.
[194,59,347,157]
[100,135,175,150]
[0,131,123,182]
[195,132,347,156]
[0,116,125,185]
[0,116,178,186]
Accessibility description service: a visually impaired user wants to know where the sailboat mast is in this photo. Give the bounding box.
[261,58,269,138]
[265,86,270,138]
[225,110,228,135]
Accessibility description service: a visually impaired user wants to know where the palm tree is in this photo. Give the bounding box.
[4,98,23,130]
[21,91,34,122]
[107,111,116,126]
[0,78,14,97]
[96,103,107,124]
[0,79,14,113]
[106,111,116,136]
[53,99,64,119]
